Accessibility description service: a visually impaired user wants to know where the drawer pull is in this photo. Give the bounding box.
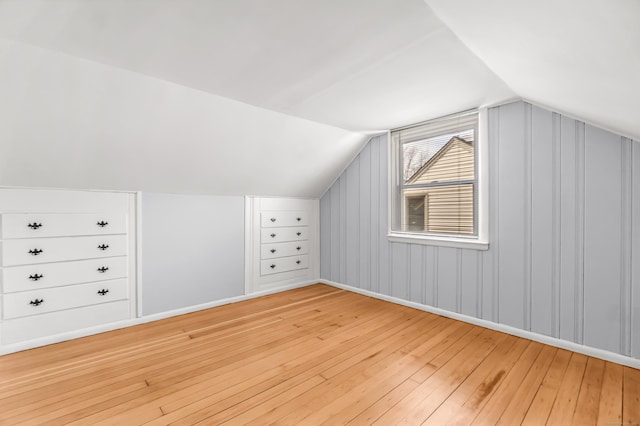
[297,217,302,222]
[28,248,43,256]
[97,289,109,296]
[97,221,109,227]
[27,222,43,229]
[296,260,301,265]
[270,264,276,269]
[29,298,44,306]
[97,244,109,250]
[270,249,276,253]
[296,246,301,251]
[270,233,276,238]
[97,266,109,273]
[29,274,44,281]
[270,217,276,222]
[296,232,302,236]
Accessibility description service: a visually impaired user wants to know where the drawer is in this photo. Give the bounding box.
[261,211,308,228]
[1,300,130,345]
[260,255,308,276]
[1,213,126,239]
[1,257,128,293]
[261,241,308,260]
[260,226,308,243]
[0,235,127,266]
[2,278,128,320]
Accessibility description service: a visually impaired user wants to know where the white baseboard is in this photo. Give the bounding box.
[0,280,317,355]
[320,279,640,370]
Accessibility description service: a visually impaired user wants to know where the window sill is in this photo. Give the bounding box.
[387,232,489,251]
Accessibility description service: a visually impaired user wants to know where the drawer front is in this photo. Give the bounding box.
[261,211,308,228]
[260,226,308,243]
[260,255,308,276]
[1,213,126,239]
[3,278,128,320]
[261,241,308,260]
[2,257,128,293]
[1,300,130,345]
[1,235,127,266]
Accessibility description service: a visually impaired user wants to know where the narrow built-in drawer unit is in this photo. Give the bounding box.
[1,257,128,293]
[261,241,308,260]
[260,226,308,244]
[260,255,308,276]
[260,211,308,228]
[3,278,128,320]
[1,213,126,239]
[0,235,127,266]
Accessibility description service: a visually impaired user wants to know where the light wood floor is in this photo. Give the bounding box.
[0,284,638,425]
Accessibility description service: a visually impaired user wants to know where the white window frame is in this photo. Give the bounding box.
[388,108,489,250]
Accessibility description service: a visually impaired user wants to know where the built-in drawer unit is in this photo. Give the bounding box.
[1,213,126,239]
[0,235,127,266]
[246,197,319,292]
[260,255,309,276]
[0,188,137,351]
[3,278,128,320]
[1,256,128,293]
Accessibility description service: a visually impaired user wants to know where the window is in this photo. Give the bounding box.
[389,109,488,249]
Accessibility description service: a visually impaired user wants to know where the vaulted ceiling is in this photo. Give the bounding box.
[0,0,636,197]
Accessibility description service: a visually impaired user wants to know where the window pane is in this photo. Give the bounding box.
[402,184,474,235]
[403,129,474,185]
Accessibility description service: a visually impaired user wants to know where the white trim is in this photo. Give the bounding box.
[320,279,640,369]
[135,191,143,317]
[387,233,488,250]
[0,279,317,355]
[243,196,254,295]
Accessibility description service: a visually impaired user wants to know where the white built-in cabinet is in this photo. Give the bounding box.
[245,197,319,293]
[0,188,137,350]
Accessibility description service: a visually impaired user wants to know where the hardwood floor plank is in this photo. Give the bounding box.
[571,357,605,425]
[597,362,623,425]
[545,353,588,425]
[623,365,640,424]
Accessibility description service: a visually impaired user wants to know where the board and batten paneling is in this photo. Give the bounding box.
[320,101,640,360]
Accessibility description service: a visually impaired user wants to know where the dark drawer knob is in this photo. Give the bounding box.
[29,298,44,306]
[97,221,109,227]
[270,249,276,253]
[28,248,43,256]
[29,274,44,281]
[270,233,276,238]
[296,246,301,251]
[97,244,109,250]
[296,260,301,265]
[97,266,109,273]
[296,232,302,236]
[297,217,302,221]
[270,264,276,269]
[97,289,109,296]
[27,222,42,229]
[270,217,276,222]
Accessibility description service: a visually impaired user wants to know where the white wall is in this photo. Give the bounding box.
[320,101,640,360]
[141,192,245,315]
[0,38,365,198]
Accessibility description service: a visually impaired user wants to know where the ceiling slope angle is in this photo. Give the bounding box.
[424,0,640,141]
[0,0,516,132]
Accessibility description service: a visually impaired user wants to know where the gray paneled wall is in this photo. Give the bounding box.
[141,192,245,315]
[320,101,640,359]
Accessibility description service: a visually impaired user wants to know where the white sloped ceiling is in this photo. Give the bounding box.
[0,0,635,196]
[424,0,640,141]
